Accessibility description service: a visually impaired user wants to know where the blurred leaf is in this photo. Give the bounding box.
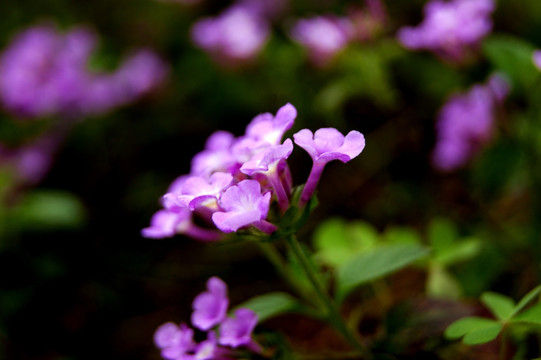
[426,264,461,299]
[428,218,457,254]
[383,226,421,245]
[483,34,538,93]
[445,316,502,345]
[235,292,303,323]
[435,238,482,266]
[481,292,515,321]
[12,190,86,230]
[512,285,541,316]
[336,244,429,302]
[313,218,378,267]
[512,303,541,325]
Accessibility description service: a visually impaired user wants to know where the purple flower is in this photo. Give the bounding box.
[191,131,237,177]
[162,172,234,211]
[191,5,270,64]
[240,140,294,211]
[432,75,508,171]
[397,0,495,62]
[290,15,353,66]
[218,308,259,349]
[191,277,229,331]
[212,180,276,234]
[294,128,365,205]
[244,103,296,146]
[154,322,196,360]
[142,208,222,241]
[0,23,167,119]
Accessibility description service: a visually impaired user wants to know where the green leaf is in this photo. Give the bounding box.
[481,292,515,321]
[336,244,429,302]
[462,323,503,345]
[445,316,502,345]
[483,34,538,92]
[512,303,541,325]
[512,285,541,316]
[435,238,482,266]
[313,218,378,267]
[234,292,303,323]
[12,190,86,230]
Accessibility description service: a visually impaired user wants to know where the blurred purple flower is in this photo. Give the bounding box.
[154,322,196,360]
[191,5,270,64]
[191,277,229,331]
[218,308,259,349]
[0,24,167,119]
[432,74,509,171]
[294,128,365,205]
[533,50,541,70]
[244,103,296,146]
[290,15,353,66]
[212,179,276,233]
[191,131,238,177]
[397,0,494,62]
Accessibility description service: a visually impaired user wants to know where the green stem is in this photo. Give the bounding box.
[256,242,317,306]
[286,234,372,359]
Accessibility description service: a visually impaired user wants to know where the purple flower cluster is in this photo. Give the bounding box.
[397,0,494,63]
[289,0,387,66]
[533,50,541,71]
[154,277,260,360]
[432,74,509,171]
[142,103,365,241]
[0,24,167,119]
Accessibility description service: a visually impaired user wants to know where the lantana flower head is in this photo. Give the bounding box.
[0,23,167,119]
[397,0,495,63]
[143,103,365,240]
[154,277,260,360]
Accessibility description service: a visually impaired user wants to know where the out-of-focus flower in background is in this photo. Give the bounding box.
[289,15,354,66]
[397,0,494,63]
[432,74,509,171]
[0,24,168,120]
[191,5,270,65]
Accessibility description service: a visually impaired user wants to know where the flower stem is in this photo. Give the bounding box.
[286,234,372,359]
[256,242,317,306]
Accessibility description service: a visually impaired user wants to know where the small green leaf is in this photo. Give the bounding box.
[512,303,541,325]
[462,323,503,345]
[481,292,515,321]
[234,292,302,323]
[336,244,429,302]
[445,316,502,345]
[512,285,541,316]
